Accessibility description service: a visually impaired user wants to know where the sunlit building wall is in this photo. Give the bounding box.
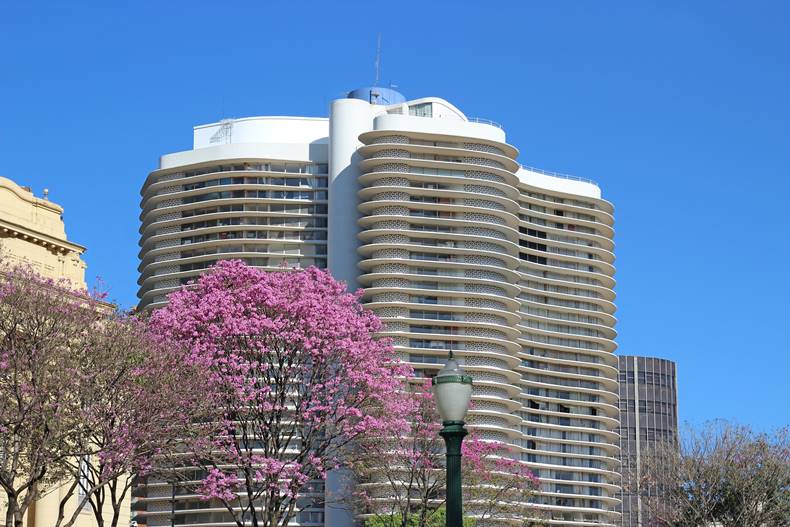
[0,176,129,527]
[136,87,620,527]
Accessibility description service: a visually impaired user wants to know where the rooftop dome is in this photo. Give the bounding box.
[346,86,405,105]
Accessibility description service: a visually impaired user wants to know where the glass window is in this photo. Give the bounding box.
[409,102,433,117]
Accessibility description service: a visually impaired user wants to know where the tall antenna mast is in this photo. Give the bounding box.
[374,33,382,86]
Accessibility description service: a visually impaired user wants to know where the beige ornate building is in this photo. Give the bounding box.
[0,176,129,527]
[0,176,86,286]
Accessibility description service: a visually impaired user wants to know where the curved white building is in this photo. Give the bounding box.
[136,87,619,527]
[138,117,330,310]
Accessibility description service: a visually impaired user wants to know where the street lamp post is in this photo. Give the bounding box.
[431,352,473,527]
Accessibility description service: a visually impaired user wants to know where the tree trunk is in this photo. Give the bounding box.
[90,477,106,527]
[54,478,82,527]
[13,507,24,527]
[5,496,16,527]
[109,501,120,527]
[108,478,130,527]
[15,483,37,527]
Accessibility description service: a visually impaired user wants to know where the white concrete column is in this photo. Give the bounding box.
[328,98,373,292]
[326,97,373,527]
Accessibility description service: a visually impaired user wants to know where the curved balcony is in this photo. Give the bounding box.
[520,316,616,344]
[140,224,326,256]
[139,241,325,281]
[519,290,616,320]
[357,258,521,287]
[358,185,520,215]
[518,294,618,325]
[525,446,621,469]
[140,159,328,198]
[521,432,621,458]
[357,142,521,173]
[141,175,327,212]
[519,376,619,408]
[358,214,519,245]
[359,170,518,201]
[357,129,519,160]
[520,351,619,378]
[517,324,617,355]
[519,406,620,431]
[518,192,615,227]
[384,331,521,358]
[519,233,616,265]
[518,210,615,240]
[367,285,520,312]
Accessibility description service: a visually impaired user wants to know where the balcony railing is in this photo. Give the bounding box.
[519,165,598,187]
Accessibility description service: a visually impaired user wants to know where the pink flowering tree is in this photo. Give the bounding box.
[351,383,540,527]
[350,386,443,527]
[52,315,208,527]
[0,263,207,527]
[461,433,541,526]
[0,265,104,527]
[148,260,410,527]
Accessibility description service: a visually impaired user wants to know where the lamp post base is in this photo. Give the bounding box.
[440,421,468,527]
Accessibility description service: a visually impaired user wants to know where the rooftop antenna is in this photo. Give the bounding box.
[374,33,382,86]
[368,34,383,104]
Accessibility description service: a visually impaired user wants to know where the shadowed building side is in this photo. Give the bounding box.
[616,356,679,527]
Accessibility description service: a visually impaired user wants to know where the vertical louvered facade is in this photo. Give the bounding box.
[616,356,678,527]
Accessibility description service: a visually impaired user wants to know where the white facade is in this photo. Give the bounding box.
[137,90,620,527]
[138,118,330,309]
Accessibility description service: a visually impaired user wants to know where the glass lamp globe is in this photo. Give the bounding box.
[431,354,473,424]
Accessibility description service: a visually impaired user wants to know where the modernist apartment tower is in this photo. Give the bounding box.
[616,356,678,527]
[138,88,620,527]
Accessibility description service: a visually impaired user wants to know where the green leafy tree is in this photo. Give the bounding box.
[365,507,475,527]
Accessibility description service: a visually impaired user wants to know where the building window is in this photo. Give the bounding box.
[409,103,433,117]
[78,456,90,504]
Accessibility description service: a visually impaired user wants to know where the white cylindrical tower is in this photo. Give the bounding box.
[328,98,374,291]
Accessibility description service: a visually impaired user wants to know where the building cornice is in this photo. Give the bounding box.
[0,217,86,255]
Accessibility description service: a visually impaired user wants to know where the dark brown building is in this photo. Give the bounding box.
[616,356,678,527]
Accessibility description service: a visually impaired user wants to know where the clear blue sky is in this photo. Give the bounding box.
[1,1,788,431]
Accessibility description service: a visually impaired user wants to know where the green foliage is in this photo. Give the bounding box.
[365,507,475,527]
[427,507,476,527]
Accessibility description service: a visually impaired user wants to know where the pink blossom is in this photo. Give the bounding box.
[148,260,412,526]
[352,382,540,523]
[199,468,239,502]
